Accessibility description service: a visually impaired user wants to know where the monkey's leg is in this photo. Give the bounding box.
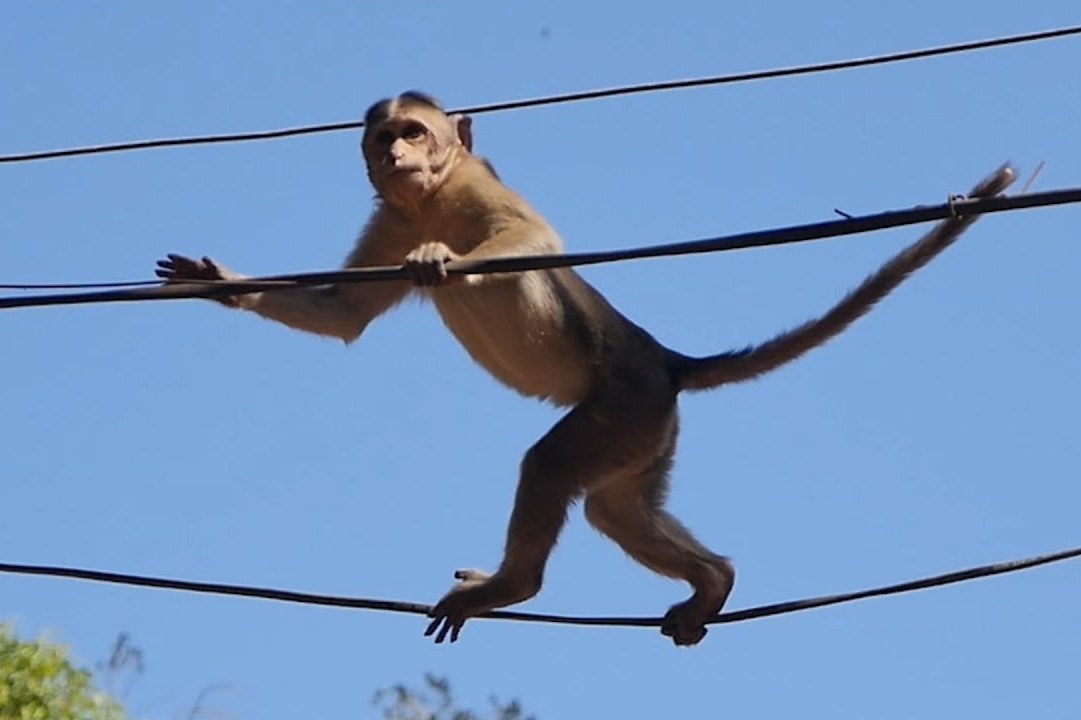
[425,394,668,643]
[584,462,735,647]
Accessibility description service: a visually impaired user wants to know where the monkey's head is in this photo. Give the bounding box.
[361,91,474,211]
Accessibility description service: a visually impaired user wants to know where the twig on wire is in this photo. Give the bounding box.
[1021,161,1047,194]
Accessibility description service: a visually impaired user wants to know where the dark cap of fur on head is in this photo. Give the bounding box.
[363,91,444,134]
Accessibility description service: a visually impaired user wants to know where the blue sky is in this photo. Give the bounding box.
[2,2,1080,718]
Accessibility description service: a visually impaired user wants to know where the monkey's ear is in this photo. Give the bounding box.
[453,115,474,152]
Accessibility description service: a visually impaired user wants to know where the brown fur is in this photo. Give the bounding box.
[156,94,1015,645]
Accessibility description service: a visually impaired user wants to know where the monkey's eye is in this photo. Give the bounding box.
[402,122,427,140]
[373,130,395,146]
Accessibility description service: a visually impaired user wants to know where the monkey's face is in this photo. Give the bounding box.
[363,105,464,210]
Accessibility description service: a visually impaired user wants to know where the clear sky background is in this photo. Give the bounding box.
[2,2,1079,718]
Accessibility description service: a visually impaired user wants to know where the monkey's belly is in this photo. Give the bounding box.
[431,275,591,406]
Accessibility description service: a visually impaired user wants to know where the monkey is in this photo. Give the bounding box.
[156,91,1014,646]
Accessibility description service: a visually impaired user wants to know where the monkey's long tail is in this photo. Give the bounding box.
[672,164,1016,392]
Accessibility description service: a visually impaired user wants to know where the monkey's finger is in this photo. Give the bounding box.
[420,264,442,285]
[158,258,191,274]
[154,267,194,282]
[165,253,196,267]
[402,264,425,287]
[201,256,224,275]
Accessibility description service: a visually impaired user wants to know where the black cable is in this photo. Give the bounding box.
[1,545,1077,629]
[4,175,1080,312]
[2,25,1078,164]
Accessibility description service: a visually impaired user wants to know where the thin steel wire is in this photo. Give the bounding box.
[2,25,1078,164]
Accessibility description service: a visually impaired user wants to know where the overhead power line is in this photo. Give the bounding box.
[3,169,1081,312]
[1,545,1077,630]
[1,24,1079,164]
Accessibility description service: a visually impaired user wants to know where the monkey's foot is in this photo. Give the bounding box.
[660,560,734,646]
[424,569,495,644]
[660,602,711,646]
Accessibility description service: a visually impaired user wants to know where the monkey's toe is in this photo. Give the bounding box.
[453,568,491,582]
[424,612,465,644]
[425,593,468,643]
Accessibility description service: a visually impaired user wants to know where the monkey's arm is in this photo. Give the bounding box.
[240,282,407,342]
[155,254,409,343]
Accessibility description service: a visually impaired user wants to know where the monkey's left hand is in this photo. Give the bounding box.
[154,253,246,308]
[403,242,461,287]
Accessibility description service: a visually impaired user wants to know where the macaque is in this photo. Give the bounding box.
[156,91,1014,645]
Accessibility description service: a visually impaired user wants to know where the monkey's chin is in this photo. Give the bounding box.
[387,164,425,178]
[385,169,428,191]
[381,175,432,209]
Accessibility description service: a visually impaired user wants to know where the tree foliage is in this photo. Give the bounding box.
[374,674,535,720]
[2,624,532,720]
[0,625,126,720]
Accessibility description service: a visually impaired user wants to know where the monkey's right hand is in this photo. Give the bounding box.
[403,242,462,287]
[154,254,246,308]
